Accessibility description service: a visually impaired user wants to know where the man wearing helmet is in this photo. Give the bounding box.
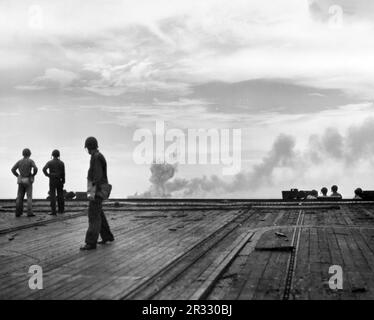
[43,149,65,215]
[11,148,38,217]
[80,137,114,251]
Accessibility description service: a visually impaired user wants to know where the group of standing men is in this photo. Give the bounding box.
[10,137,114,251]
[11,149,65,217]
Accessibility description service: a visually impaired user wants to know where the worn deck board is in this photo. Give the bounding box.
[0,202,242,300]
[1,200,374,300]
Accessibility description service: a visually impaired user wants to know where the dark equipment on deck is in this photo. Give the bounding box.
[47,190,76,201]
[282,189,299,200]
[75,192,88,201]
[65,191,76,200]
[282,189,316,200]
[361,191,374,201]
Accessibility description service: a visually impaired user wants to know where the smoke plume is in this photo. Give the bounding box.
[134,134,296,198]
[134,162,177,198]
[134,118,374,198]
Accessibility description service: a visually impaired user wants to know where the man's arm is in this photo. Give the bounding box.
[42,162,50,177]
[31,161,38,177]
[11,161,19,177]
[62,162,65,184]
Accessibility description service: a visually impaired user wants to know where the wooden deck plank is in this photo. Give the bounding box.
[25,212,224,299]
[1,209,241,300]
[1,211,186,297]
[2,201,374,300]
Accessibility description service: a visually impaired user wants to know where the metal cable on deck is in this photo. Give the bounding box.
[283,210,304,300]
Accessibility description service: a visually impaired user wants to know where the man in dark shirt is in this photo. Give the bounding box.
[330,185,343,199]
[43,150,65,215]
[80,137,114,251]
[11,148,38,217]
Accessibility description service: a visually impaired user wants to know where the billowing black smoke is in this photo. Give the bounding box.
[134,118,374,198]
[134,162,177,198]
[134,134,296,198]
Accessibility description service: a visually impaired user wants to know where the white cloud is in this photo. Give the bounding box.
[15,68,79,91]
[2,0,374,98]
[36,68,78,87]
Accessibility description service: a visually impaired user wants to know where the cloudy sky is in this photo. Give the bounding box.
[1,0,374,198]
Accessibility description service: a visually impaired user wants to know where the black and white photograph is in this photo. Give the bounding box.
[1,0,374,309]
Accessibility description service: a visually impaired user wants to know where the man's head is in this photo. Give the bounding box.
[84,137,98,154]
[52,149,60,159]
[354,188,363,196]
[321,187,328,196]
[331,185,338,193]
[22,148,31,158]
[311,190,318,197]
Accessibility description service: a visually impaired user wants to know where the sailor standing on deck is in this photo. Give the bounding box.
[80,137,114,251]
[11,148,38,217]
[43,150,65,216]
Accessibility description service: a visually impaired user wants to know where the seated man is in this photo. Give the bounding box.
[353,188,363,200]
[320,187,328,197]
[330,185,342,199]
[306,190,318,200]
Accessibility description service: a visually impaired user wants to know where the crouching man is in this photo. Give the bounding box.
[11,148,38,217]
[80,137,114,251]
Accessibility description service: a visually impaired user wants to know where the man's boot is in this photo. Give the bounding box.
[80,244,97,251]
